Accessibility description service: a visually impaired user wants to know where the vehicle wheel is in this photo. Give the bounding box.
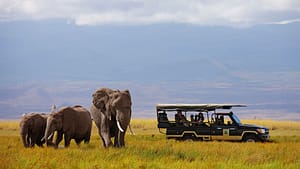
[184,138,194,142]
[243,135,257,142]
[183,134,195,141]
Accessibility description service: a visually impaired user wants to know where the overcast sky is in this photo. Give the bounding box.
[1,0,300,27]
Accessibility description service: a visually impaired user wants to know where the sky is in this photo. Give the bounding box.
[1,0,300,26]
[0,0,300,120]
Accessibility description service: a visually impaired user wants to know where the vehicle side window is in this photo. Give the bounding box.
[158,112,168,122]
[224,115,234,125]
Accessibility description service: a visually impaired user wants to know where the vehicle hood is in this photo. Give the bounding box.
[241,124,268,129]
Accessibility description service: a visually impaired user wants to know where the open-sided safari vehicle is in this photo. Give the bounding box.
[156,104,269,142]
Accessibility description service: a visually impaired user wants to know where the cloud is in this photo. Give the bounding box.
[1,0,300,27]
[267,18,300,25]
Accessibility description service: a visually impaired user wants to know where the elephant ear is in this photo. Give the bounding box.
[92,88,110,111]
[52,111,63,130]
[111,90,132,109]
[109,93,119,110]
[124,89,131,96]
[123,89,132,106]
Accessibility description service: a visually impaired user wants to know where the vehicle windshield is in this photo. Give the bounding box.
[231,113,242,124]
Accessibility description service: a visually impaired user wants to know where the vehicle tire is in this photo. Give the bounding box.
[243,134,257,142]
[183,134,195,141]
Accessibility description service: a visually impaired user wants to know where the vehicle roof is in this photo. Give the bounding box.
[156,104,246,111]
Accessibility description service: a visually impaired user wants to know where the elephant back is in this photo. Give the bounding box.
[59,106,92,136]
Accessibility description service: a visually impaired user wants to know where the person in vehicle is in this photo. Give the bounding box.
[216,115,224,125]
[190,114,195,122]
[175,110,189,127]
[195,112,205,125]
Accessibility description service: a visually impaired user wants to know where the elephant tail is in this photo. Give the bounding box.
[128,124,135,135]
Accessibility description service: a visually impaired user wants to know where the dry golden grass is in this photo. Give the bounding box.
[0,119,300,169]
[242,119,300,137]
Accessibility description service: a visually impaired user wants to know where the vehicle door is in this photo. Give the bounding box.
[211,115,239,141]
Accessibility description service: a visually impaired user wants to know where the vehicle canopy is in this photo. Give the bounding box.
[156,104,246,112]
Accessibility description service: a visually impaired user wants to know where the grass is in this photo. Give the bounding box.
[0,119,300,169]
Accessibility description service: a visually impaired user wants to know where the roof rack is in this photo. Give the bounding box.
[156,104,246,111]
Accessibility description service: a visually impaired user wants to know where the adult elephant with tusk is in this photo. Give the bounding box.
[43,105,92,148]
[91,88,132,148]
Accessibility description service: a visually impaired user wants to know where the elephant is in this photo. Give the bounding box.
[91,88,132,148]
[43,105,92,148]
[19,113,49,148]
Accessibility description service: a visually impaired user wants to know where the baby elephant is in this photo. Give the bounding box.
[20,113,49,148]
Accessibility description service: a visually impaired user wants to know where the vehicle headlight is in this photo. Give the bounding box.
[257,128,266,134]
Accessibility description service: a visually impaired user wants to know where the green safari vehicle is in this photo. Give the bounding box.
[156,104,270,142]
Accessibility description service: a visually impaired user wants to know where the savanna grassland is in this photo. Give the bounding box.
[0,119,300,169]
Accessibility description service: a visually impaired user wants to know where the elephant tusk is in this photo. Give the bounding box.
[117,120,124,132]
[41,137,45,142]
[47,133,54,140]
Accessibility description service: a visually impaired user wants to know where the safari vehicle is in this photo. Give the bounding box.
[156,104,270,142]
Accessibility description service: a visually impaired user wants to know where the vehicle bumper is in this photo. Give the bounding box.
[258,134,270,142]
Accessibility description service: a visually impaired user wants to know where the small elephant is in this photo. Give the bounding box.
[43,105,92,148]
[91,88,132,147]
[20,113,48,148]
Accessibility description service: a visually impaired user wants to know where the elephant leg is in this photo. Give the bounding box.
[36,137,44,147]
[84,127,91,144]
[64,134,71,148]
[29,135,35,148]
[114,128,120,147]
[84,134,90,144]
[29,140,34,147]
[37,141,44,147]
[114,134,119,147]
[75,139,81,146]
[31,134,39,147]
[36,141,43,147]
[46,134,54,146]
[26,135,31,147]
[98,129,107,147]
[21,134,29,147]
[55,132,63,148]
[118,131,125,147]
[95,122,107,147]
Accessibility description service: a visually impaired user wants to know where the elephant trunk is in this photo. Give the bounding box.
[43,121,53,145]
